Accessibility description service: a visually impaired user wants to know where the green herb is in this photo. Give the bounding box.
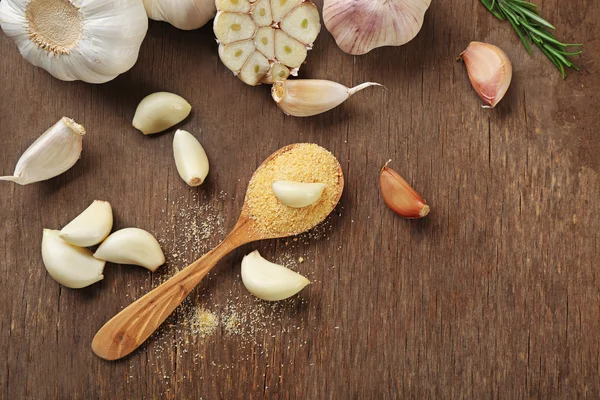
[479,0,583,78]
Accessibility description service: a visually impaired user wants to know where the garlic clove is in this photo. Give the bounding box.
[460,42,513,108]
[273,30,307,69]
[93,228,165,272]
[143,0,216,30]
[261,63,290,84]
[271,79,383,117]
[173,129,210,187]
[218,40,256,72]
[0,117,85,185]
[59,200,113,247]
[216,0,251,13]
[279,3,321,45]
[380,161,430,219]
[132,92,192,135]
[42,229,105,289]
[272,180,326,208]
[254,27,276,60]
[213,12,257,44]
[238,51,272,86]
[241,250,310,301]
[323,0,431,55]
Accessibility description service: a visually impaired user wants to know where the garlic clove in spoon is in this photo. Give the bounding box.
[59,200,113,247]
[272,180,325,208]
[173,129,210,187]
[0,117,85,185]
[241,250,310,301]
[93,228,165,272]
[42,229,105,289]
[143,0,216,30]
[0,0,148,83]
[323,0,431,55]
[460,42,513,108]
[132,92,192,135]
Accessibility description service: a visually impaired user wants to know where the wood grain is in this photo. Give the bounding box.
[1,0,599,398]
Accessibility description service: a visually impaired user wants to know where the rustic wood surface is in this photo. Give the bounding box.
[1,0,599,398]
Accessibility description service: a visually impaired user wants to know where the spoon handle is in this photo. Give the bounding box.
[92,234,241,360]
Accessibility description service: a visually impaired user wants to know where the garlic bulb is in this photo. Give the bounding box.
[143,0,216,30]
[272,180,325,208]
[323,0,431,55]
[460,42,513,108]
[0,117,85,185]
[59,200,113,247]
[214,0,321,85]
[241,250,310,301]
[94,228,165,272]
[42,229,105,289]
[132,92,192,135]
[0,0,148,83]
[173,129,210,187]
[272,79,383,117]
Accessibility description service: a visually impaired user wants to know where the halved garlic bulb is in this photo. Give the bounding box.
[143,0,216,30]
[42,229,105,289]
[241,250,310,301]
[94,228,165,272]
[0,0,148,83]
[132,92,192,135]
[173,129,210,187]
[0,117,85,185]
[214,0,321,86]
[272,180,325,208]
[59,200,113,247]
[323,0,431,55]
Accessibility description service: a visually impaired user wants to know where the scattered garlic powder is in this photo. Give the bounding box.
[190,308,219,338]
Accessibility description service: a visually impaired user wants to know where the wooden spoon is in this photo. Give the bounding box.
[92,144,344,360]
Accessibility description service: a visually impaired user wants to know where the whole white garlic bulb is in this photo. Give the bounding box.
[0,0,149,83]
[143,0,216,30]
[323,0,431,55]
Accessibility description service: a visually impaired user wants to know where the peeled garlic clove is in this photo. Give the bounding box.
[42,229,105,289]
[143,0,216,30]
[94,228,165,272]
[323,0,431,55]
[0,117,85,185]
[132,92,192,135]
[173,129,210,187]
[59,200,113,247]
[241,250,310,301]
[272,79,383,117]
[460,42,513,108]
[272,180,325,208]
[380,161,430,219]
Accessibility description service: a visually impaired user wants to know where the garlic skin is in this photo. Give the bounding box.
[0,117,85,185]
[241,250,310,301]
[42,229,105,289]
[272,79,383,117]
[0,0,148,83]
[143,0,216,30]
[94,228,165,272]
[380,161,429,219]
[59,200,113,247]
[173,129,210,187]
[323,0,431,55]
[460,42,513,108]
[132,92,192,135]
[272,180,325,208]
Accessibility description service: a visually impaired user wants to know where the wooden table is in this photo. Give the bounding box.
[1,1,599,398]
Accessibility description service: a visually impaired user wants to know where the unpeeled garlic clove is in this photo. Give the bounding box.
[0,117,85,185]
[272,180,325,208]
[380,161,430,219]
[93,228,165,272]
[59,200,113,247]
[272,79,383,117]
[173,129,210,187]
[42,229,105,289]
[132,92,192,135]
[460,42,512,108]
[241,250,310,301]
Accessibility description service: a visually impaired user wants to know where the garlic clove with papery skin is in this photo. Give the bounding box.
[132,92,192,135]
[173,129,210,187]
[272,180,325,208]
[380,161,430,219]
[59,201,113,247]
[0,117,85,185]
[460,42,513,108]
[143,0,216,30]
[241,250,310,301]
[0,0,148,83]
[94,228,165,272]
[323,0,431,55]
[42,229,105,289]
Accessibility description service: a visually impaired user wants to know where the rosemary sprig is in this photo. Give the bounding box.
[479,0,583,78]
